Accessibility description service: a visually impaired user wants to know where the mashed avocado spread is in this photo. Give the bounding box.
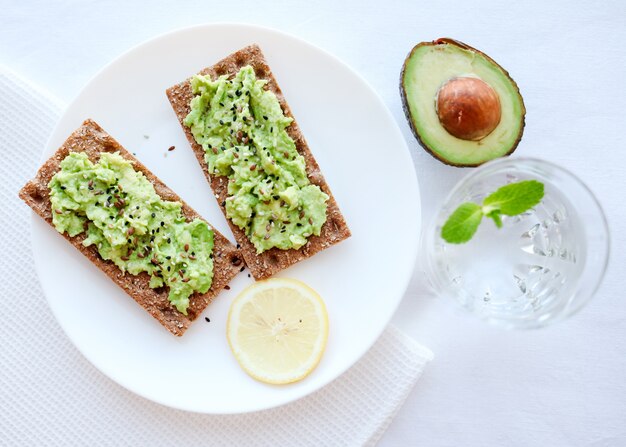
[48,152,214,314]
[184,66,328,253]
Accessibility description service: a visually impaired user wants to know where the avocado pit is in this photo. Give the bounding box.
[436,77,501,141]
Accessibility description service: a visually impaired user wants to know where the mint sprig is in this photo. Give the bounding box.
[441,180,544,244]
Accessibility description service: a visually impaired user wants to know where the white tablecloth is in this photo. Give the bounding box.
[2,0,625,445]
[0,67,434,446]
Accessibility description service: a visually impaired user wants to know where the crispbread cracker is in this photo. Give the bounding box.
[166,44,351,279]
[19,119,242,336]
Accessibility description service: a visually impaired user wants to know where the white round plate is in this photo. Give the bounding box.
[32,23,420,414]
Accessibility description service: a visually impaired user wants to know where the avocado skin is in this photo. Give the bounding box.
[399,38,526,168]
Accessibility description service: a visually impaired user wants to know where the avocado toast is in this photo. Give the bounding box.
[19,119,242,336]
[167,44,351,279]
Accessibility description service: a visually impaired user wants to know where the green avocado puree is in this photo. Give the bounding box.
[184,65,328,253]
[48,152,214,315]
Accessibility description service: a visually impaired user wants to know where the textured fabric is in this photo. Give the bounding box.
[0,68,433,447]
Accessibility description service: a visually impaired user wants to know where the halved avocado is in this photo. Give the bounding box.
[400,38,525,167]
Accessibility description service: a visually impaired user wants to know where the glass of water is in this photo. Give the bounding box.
[424,157,610,329]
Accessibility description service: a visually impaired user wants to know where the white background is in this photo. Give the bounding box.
[2,0,625,445]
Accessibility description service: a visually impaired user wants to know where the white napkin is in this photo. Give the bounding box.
[0,68,433,447]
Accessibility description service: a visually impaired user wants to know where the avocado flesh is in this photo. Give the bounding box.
[401,40,525,166]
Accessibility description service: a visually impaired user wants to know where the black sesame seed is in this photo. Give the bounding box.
[136,206,139,210]
[167,238,171,243]
[60,186,66,190]
[160,221,165,227]
[219,120,224,125]
[167,266,171,272]
[273,195,279,200]
[151,213,155,218]
[205,317,211,323]
[236,90,241,96]
[219,102,224,107]
[166,256,171,260]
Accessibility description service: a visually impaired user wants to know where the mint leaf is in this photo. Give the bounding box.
[441,180,545,244]
[482,180,544,216]
[441,202,483,244]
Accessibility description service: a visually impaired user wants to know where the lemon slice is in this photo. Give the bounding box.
[227,278,329,384]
